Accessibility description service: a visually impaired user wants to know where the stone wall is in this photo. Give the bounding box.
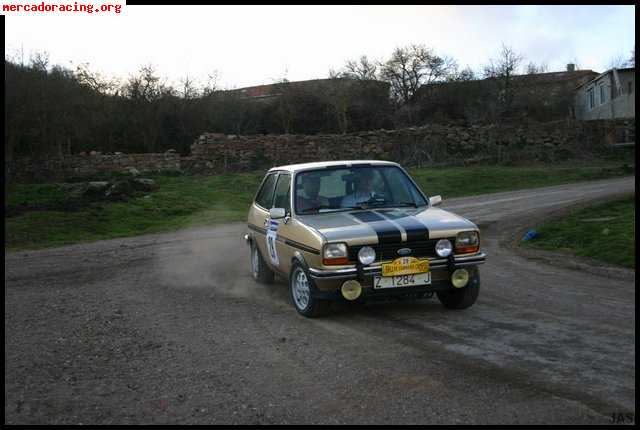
[6,152,181,183]
[6,119,633,183]
[187,119,633,173]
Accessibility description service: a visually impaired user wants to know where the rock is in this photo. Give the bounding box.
[125,167,140,176]
[106,179,136,199]
[86,181,110,194]
[60,182,89,199]
[165,149,177,154]
[132,178,157,192]
[89,151,97,156]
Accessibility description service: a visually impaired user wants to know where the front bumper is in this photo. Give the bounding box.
[308,252,486,281]
[307,252,485,300]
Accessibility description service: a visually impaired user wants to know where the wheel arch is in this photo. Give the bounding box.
[291,250,310,271]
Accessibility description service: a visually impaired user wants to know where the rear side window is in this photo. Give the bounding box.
[273,174,291,213]
[255,173,278,208]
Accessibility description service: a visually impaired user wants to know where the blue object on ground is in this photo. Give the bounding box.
[522,230,539,241]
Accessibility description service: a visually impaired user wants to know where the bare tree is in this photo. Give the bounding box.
[342,55,378,80]
[323,78,352,134]
[29,51,50,72]
[379,44,456,105]
[483,44,524,79]
[74,62,120,95]
[201,70,219,96]
[525,61,548,74]
[179,75,199,100]
[447,65,476,82]
[608,53,628,69]
[274,76,294,134]
[626,45,635,67]
[483,44,524,116]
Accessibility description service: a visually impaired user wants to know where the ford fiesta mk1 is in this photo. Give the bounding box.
[244,160,487,317]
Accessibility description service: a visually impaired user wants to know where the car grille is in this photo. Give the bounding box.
[348,238,456,262]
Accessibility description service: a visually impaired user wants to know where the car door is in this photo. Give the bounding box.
[267,172,294,275]
[250,172,278,266]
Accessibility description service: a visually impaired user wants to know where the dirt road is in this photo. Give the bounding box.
[5,176,635,424]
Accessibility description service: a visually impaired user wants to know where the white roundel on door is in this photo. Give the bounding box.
[266,220,279,266]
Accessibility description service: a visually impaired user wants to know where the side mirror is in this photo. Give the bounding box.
[269,207,286,219]
[429,195,442,206]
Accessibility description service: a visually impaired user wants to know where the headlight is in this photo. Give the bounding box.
[456,231,480,254]
[357,246,376,265]
[323,243,348,265]
[435,239,453,257]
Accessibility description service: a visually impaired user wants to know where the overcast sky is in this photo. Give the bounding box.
[4,5,636,89]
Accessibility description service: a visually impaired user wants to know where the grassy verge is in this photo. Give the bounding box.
[522,197,635,269]
[6,163,634,251]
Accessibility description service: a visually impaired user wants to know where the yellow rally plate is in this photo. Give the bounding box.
[382,257,430,277]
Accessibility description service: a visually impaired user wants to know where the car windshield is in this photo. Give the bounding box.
[294,165,428,215]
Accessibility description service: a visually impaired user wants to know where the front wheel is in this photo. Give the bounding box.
[437,268,480,309]
[289,262,329,317]
[250,241,274,284]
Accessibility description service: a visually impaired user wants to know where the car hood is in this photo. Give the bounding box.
[296,207,477,245]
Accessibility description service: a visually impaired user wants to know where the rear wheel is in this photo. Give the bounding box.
[290,262,329,317]
[250,241,274,284]
[437,268,480,309]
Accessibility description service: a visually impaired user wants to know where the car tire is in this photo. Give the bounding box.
[250,241,274,284]
[437,268,480,310]
[289,262,329,318]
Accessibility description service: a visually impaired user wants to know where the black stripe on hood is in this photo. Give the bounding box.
[375,209,430,241]
[351,211,402,244]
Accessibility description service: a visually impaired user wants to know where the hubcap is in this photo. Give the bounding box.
[292,268,310,310]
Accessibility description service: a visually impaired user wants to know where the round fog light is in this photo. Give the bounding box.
[451,268,470,288]
[341,280,362,301]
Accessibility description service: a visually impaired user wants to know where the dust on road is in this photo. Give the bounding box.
[5,177,635,424]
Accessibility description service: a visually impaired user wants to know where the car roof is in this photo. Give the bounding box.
[268,160,400,173]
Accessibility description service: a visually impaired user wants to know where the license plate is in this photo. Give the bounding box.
[382,257,429,277]
[374,272,431,289]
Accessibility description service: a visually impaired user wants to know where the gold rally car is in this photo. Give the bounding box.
[244,160,486,317]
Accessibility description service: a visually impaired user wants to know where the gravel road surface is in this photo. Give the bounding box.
[5,176,635,424]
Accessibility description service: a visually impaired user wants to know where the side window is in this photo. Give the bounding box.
[273,174,291,213]
[255,173,278,209]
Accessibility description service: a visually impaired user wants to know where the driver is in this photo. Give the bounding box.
[297,173,329,213]
[341,170,375,207]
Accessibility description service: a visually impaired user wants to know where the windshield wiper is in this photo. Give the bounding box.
[355,197,388,207]
[301,205,356,213]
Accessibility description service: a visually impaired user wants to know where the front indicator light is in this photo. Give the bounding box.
[341,280,362,300]
[451,268,470,288]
